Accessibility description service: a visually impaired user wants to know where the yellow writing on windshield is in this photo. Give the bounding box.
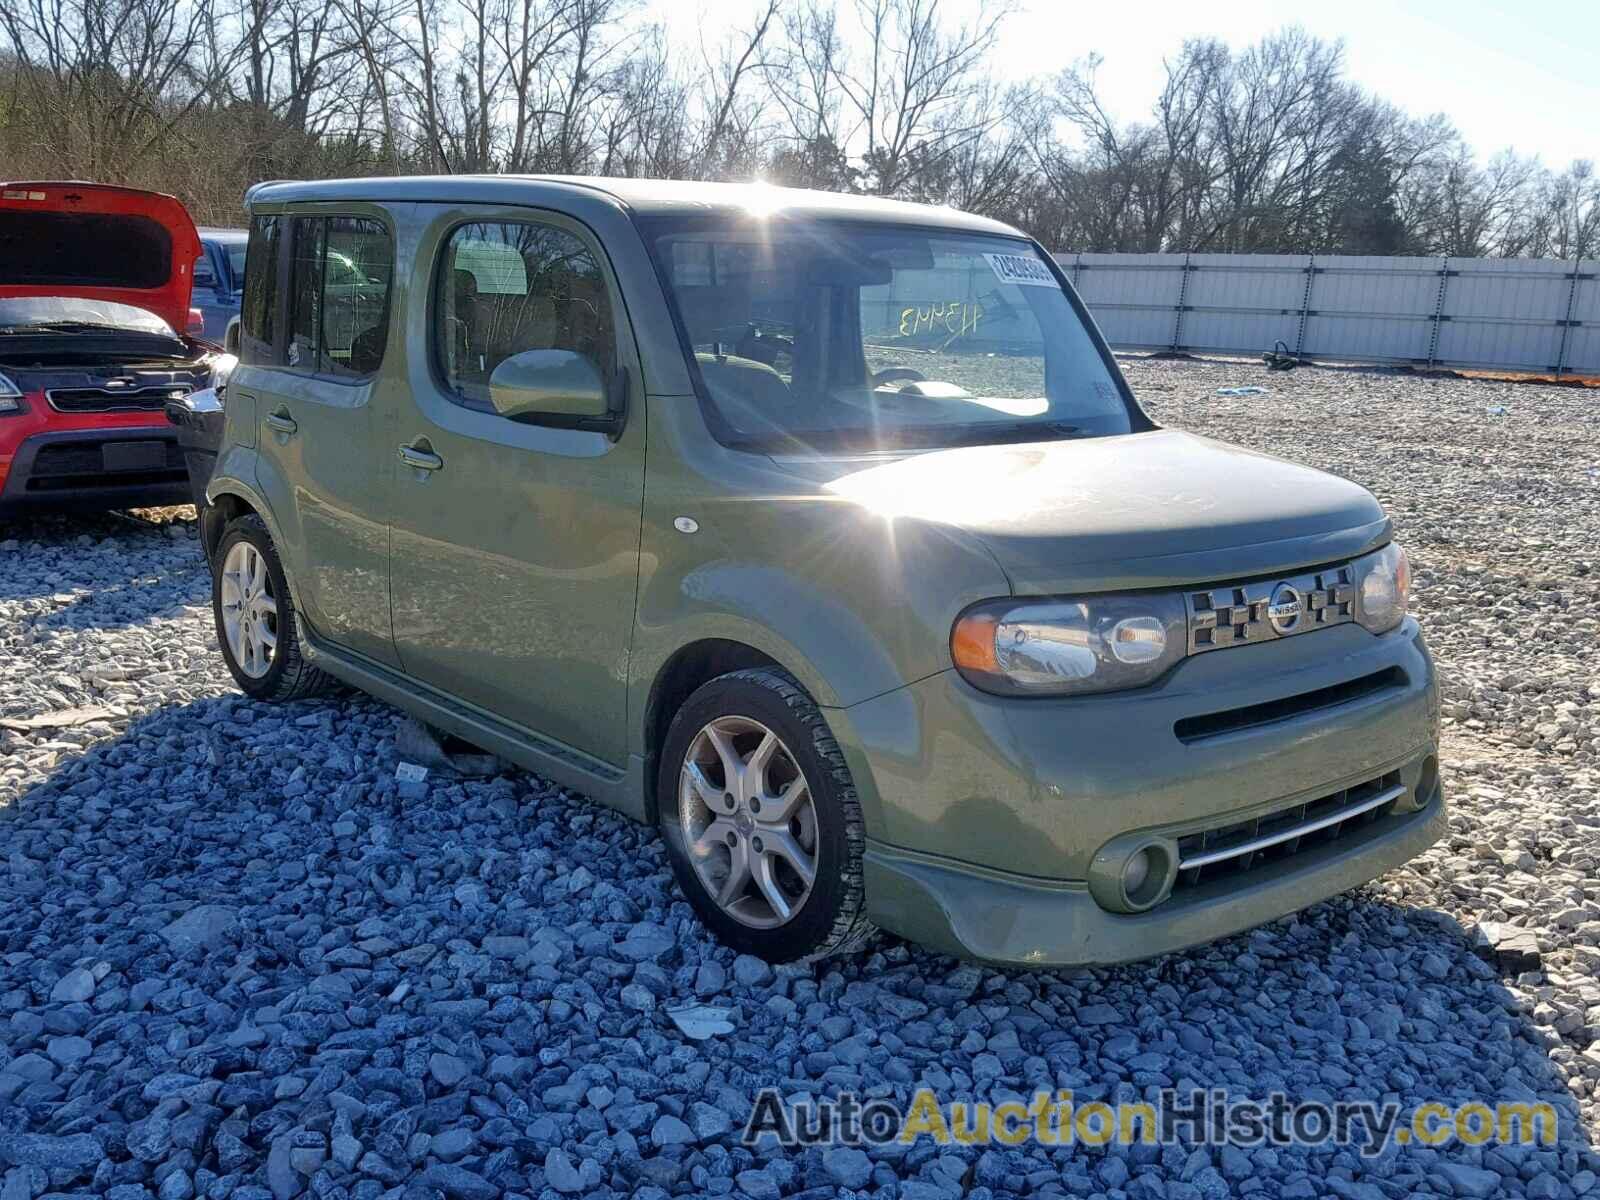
[900,300,981,338]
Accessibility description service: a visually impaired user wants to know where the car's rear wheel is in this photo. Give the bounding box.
[212,514,333,701]
[658,668,873,961]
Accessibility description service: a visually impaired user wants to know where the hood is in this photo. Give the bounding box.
[0,182,202,333]
[794,429,1391,593]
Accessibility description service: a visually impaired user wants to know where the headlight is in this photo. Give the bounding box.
[1354,541,1410,634]
[0,373,22,413]
[952,592,1187,696]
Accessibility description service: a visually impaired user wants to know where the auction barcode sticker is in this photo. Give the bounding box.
[984,252,1058,288]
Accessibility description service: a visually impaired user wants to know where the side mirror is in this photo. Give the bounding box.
[207,353,238,400]
[185,386,225,415]
[224,316,241,356]
[488,349,625,438]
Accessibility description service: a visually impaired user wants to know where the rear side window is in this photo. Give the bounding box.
[285,215,393,379]
[433,221,615,411]
[287,216,326,370]
[239,216,280,364]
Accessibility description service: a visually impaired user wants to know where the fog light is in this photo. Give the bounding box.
[1089,835,1178,913]
[1396,756,1440,813]
[1122,848,1152,895]
[1119,841,1173,910]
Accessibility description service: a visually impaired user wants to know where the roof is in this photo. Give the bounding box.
[198,227,247,240]
[244,175,1024,238]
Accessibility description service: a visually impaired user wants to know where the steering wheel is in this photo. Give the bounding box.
[735,324,794,367]
[871,367,927,388]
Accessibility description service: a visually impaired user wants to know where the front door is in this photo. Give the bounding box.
[242,207,401,667]
[385,206,645,767]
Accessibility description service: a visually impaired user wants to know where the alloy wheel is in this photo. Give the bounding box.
[678,715,819,928]
[219,541,278,679]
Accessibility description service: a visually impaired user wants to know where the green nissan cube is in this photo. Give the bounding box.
[203,176,1442,965]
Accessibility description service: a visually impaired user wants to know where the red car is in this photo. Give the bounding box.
[0,182,228,517]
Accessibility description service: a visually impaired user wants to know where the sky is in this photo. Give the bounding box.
[647,0,1599,169]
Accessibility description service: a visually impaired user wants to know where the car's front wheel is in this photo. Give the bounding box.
[212,513,332,701]
[658,668,874,962]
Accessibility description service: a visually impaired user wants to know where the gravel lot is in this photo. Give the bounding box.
[3,359,1599,1200]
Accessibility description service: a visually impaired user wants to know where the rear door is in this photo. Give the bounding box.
[241,204,401,668]
[385,205,646,767]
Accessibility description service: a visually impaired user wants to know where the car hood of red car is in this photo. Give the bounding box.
[0,182,202,333]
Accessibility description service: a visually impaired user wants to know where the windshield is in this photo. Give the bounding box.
[643,218,1134,452]
[0,296,176,336]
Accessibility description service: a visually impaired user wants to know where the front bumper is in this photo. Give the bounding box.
[864,760,1442,966]
[837,618,1442,966]
[0,427,192,516]
[164,392,225,511]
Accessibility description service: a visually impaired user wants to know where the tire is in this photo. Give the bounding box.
[212,513,334,702]
[658,667,874,962]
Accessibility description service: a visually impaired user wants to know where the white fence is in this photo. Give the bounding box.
[1054,252,1600,376]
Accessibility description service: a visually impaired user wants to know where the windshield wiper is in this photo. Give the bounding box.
[895,420,1087,449]
[737,420,1090,456]
[0,320,177,339]
[0,321,115,334]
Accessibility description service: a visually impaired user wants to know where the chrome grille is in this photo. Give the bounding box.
[47,385,189,413]
[1173,771,1406,891]
[1187,563,1356,654]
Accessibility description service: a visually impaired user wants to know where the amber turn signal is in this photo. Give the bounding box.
[950,611,999,673]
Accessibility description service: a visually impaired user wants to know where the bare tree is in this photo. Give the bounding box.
[1,4,1591,252]
[1,0,240,178]
[1532,160,1600,260]
[765,0,849,187]
[689,0,778,178]
[333,0,405,170]
[401,0,446,170]
[836,0,1015,196]
[595,25,692,177]
[543,0,630,173]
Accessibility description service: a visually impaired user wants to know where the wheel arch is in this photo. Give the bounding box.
[203,474,305,597]
[641,638,783,821]
[200,490,250,560]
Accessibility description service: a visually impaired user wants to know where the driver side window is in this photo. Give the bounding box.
[433,220,616,413]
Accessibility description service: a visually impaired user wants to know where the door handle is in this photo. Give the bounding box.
[264,409,297,435]
[398,443,444,472]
